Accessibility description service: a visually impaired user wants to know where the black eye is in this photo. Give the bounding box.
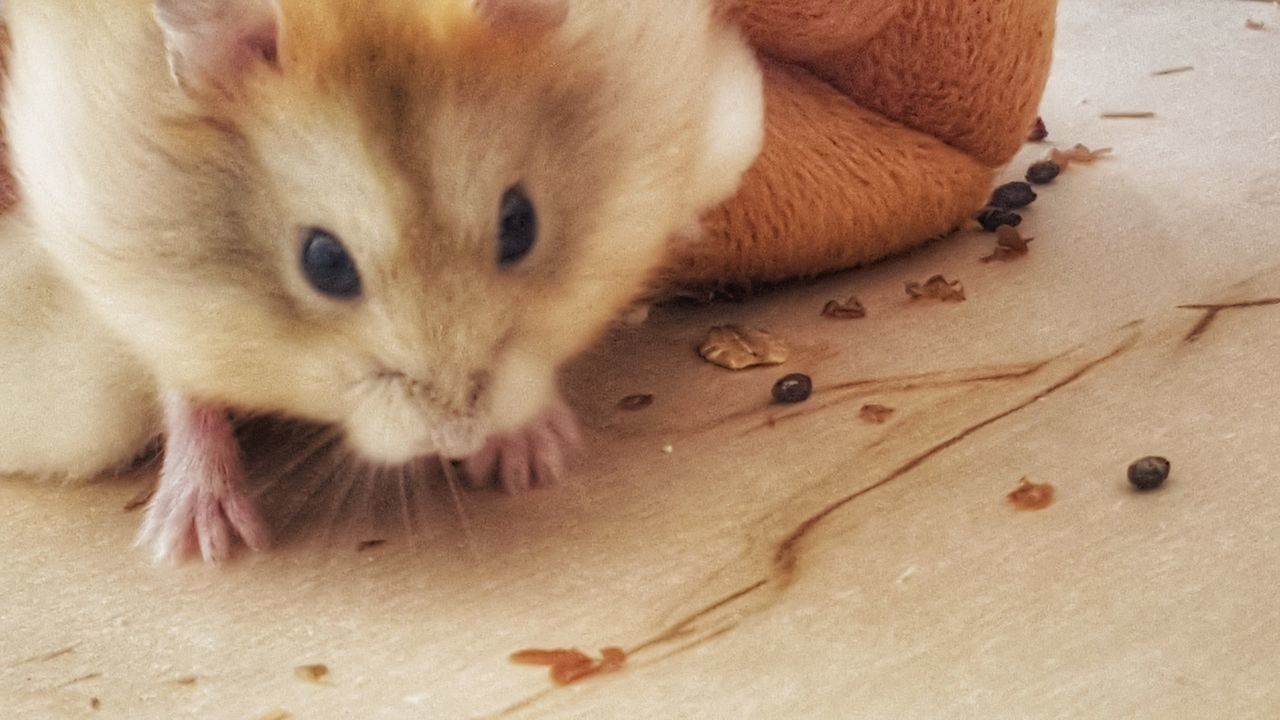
[498,185,538,266]
[300,228,361,298]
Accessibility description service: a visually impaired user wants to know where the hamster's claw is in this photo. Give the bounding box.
[136,394,271,564]
[463,400,582,494]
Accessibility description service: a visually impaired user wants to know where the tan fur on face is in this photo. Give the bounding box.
[4,0,763,464]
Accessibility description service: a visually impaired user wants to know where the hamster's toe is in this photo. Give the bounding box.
[135,395,272,564]
[462,399,582,493]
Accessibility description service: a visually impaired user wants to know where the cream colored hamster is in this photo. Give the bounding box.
[1,0,764,562]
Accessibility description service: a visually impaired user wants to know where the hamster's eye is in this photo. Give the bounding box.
[498,185,538,266]
[300,228,362,299]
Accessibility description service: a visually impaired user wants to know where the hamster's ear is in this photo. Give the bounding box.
[153,0,282,97]
[473,0,568,35]
[687,27,765,215]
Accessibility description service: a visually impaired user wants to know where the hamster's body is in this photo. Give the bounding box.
[1,0,764,561]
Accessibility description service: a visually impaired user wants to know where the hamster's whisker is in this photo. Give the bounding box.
[394,463,419,552]
[277,450,352,538]
[440,457,478,559]
[251,426,342,500]
[319,456,363,544]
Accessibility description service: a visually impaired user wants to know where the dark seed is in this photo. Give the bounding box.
[1028,116,1048,142]
[976,207,1023,232]
[771,374,813,404]
[1025,160,1062,185]
[989,181,1038,209]
[1128,456,1171,491]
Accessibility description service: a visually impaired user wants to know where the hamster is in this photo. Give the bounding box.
[1,0,764,562]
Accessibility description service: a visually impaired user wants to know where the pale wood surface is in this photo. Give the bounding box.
[4,1,1280,718]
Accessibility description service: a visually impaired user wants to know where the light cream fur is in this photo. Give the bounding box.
[1,0,763,472]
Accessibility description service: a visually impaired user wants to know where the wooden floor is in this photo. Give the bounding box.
[3,1,1279,718]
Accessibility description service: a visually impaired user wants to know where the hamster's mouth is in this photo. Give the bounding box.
[345,373,495,465]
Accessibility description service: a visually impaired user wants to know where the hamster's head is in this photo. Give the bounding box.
[138,0,763,463]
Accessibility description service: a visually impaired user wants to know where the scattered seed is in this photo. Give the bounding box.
[989,181,1038,210]
[1246,18,1265,30]
[1007,479,1056,511]
[1128,456,1171,491]
[1025,160,1061,185]
[356,540,387,552]
[906,275,966,302]
[90,698,101,711]
[772,374,813,404]
[1151,65,1194,76]
[976,207,1023,232]
[256,711,293,720]
[821,296,867,320]
[699,326,790,371]
[859,404,895,424]
[173,675,198,686]
[1028,116,1048,142]
[294,664,329,685]
[1101,111,1156,119]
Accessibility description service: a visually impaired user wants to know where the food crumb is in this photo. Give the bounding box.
[356,540,387,552]
[1028,116,1048,142]
[1007,479,1055,511]
[1049,144,1112,168]
[90,698,100,711]
[981,225,1034,263]
[771,374,813,404]
[294,664,330,685]
[821,296,867,320]
[599,647,628,673]
[173,675,198,686]
[906,275,966,302]
[859,404,895,424]
[662,445,674,455]
[511,647,628,686]
[1128,456,1171,491]
[618,394,655,411]
[1246,18,1265,30]
[699,325,790,371]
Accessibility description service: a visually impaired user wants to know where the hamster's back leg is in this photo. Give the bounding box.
[0,208,160,481]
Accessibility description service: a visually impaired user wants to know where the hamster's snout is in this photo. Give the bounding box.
[342,365,505,465]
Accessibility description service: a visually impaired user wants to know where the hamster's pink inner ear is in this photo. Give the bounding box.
[153,0,282,97]
[473,0,568,35]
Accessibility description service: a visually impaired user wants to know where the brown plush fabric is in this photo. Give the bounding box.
[665,0,1058,288]
[0,2,1056,287]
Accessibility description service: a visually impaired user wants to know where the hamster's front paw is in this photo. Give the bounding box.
[462,399,583,494]
[136,394,271,564]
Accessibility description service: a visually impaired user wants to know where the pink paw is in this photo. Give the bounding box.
[463,400,582,493]
[135,394,271,564]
